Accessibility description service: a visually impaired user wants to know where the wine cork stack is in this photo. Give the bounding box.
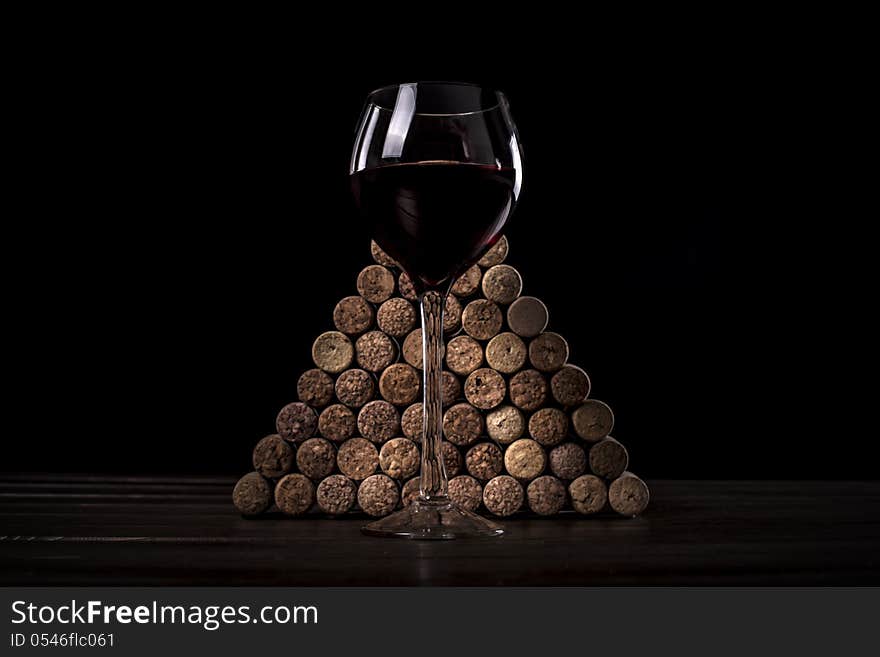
[233,236,649,520]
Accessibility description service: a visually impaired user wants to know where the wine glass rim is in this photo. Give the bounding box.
[365,81,506,117]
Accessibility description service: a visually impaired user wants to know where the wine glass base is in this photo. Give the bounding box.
[361,497,504,540]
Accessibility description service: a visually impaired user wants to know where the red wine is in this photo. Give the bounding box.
[351,161,518,291]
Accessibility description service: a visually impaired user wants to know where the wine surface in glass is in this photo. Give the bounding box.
[351,161,517,291]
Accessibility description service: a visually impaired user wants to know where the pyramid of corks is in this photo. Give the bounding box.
[232,236,649,520]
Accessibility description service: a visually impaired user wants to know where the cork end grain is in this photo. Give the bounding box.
[441,442,463,477]
[441,371,461,407]
[448,475,483,512]
[477,235,509,267]
[506,296,548,338]
[355,330,398,373]
[442,403,484,446]
[318,404,356,443]
[509,369,548,411]
[275,402,318,444]
[370,240,398,268]
[275,473,315,516]
[358,474,400,517]
[569,474,607,515]
[379,437,420,480]
[572,399,615,442]
[589,437,629,480]
[504,439,547,480]
[295,437,337,480]
[486,405,525,444]
[316,474,357,515]
[379,363,420,406]
[528,332,569,372]
[333,295,375,335]
[485,332,527,374]
[528,408,569,447]
[357,265,395,304]
[445,335,483,375]
[377,297,417,338]
[252,434,294,479]
[550,365,591,407]
[482,264,523,305]
[334,369,376,408]
[233,472,272,515]
[297,369,335,408]
[483,475,524,517]
[464,368,506,410]
[608,472,649,517]
[549,442,587,480]
[357,400,400,444]
[336,437,379,481]
[527,476,566,516]
[401,403,423,441]
[312,331,354,374]
[401,477,421,507]
[462,299,503,341]
[465,442,504,481]
[451,265,482,297]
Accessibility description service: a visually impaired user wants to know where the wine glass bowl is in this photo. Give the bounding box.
[350,82,523,539]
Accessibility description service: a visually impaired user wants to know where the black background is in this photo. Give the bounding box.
[5,24,856,479]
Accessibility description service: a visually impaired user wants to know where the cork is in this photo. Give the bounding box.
[232,472,272,515]
[590,437,629,480]
[608,472,649,517]
[355,330,398,373]
[336,437,379,481]
[275,473,315,516]
[569,474,607,515]
[356,264,395,304]
[482,264,523,305]
[252,434,294,479]
[333,295,374,335]
[506,296,549,338]
[275,402,317,443]
[312,331,354,374]
[445,335,483,375]
[550,365,591,407]
[528,332,569,372]
[442,402,484,446]
[528,408,569,447]
[379,363,420,406]
[485,332,527,374]
[477,235,509,267]
[451,264,482,297]
[441,442,463,477]
[401,403,422,441]
[297,369,335,408]
[377,297,417,338]
[357,474,400,517]
[527,476,566,516]
[398,271,418,301]
[296,437,337,480]
[318,404,356,443]
[504,438,547,480]
[486,405,525,445]
[379,437,420,480]
[465,442,504,481]
[444,294,463,333]
[371,240,398,268]
[357,400,400,444]
[442,371,461,407]
[401,477,421,507]
[571,399,615,442]
[549,442,587,480]
[316,474,357,515]
[334,368,376,408]
[464,368,506,410]
[461,299,503,341]
[402,328,423,369]
[483,475,524,517]
[509,369,548,411]
[448,475,483,512]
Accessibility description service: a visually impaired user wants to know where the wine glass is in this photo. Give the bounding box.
[351,82,523,539]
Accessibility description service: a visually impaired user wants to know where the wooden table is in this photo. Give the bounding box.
[2,475,878,585]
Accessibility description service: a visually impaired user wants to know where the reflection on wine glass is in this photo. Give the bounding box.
[351,82,523,539]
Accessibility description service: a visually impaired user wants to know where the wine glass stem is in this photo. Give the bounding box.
[419,289,448,500]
